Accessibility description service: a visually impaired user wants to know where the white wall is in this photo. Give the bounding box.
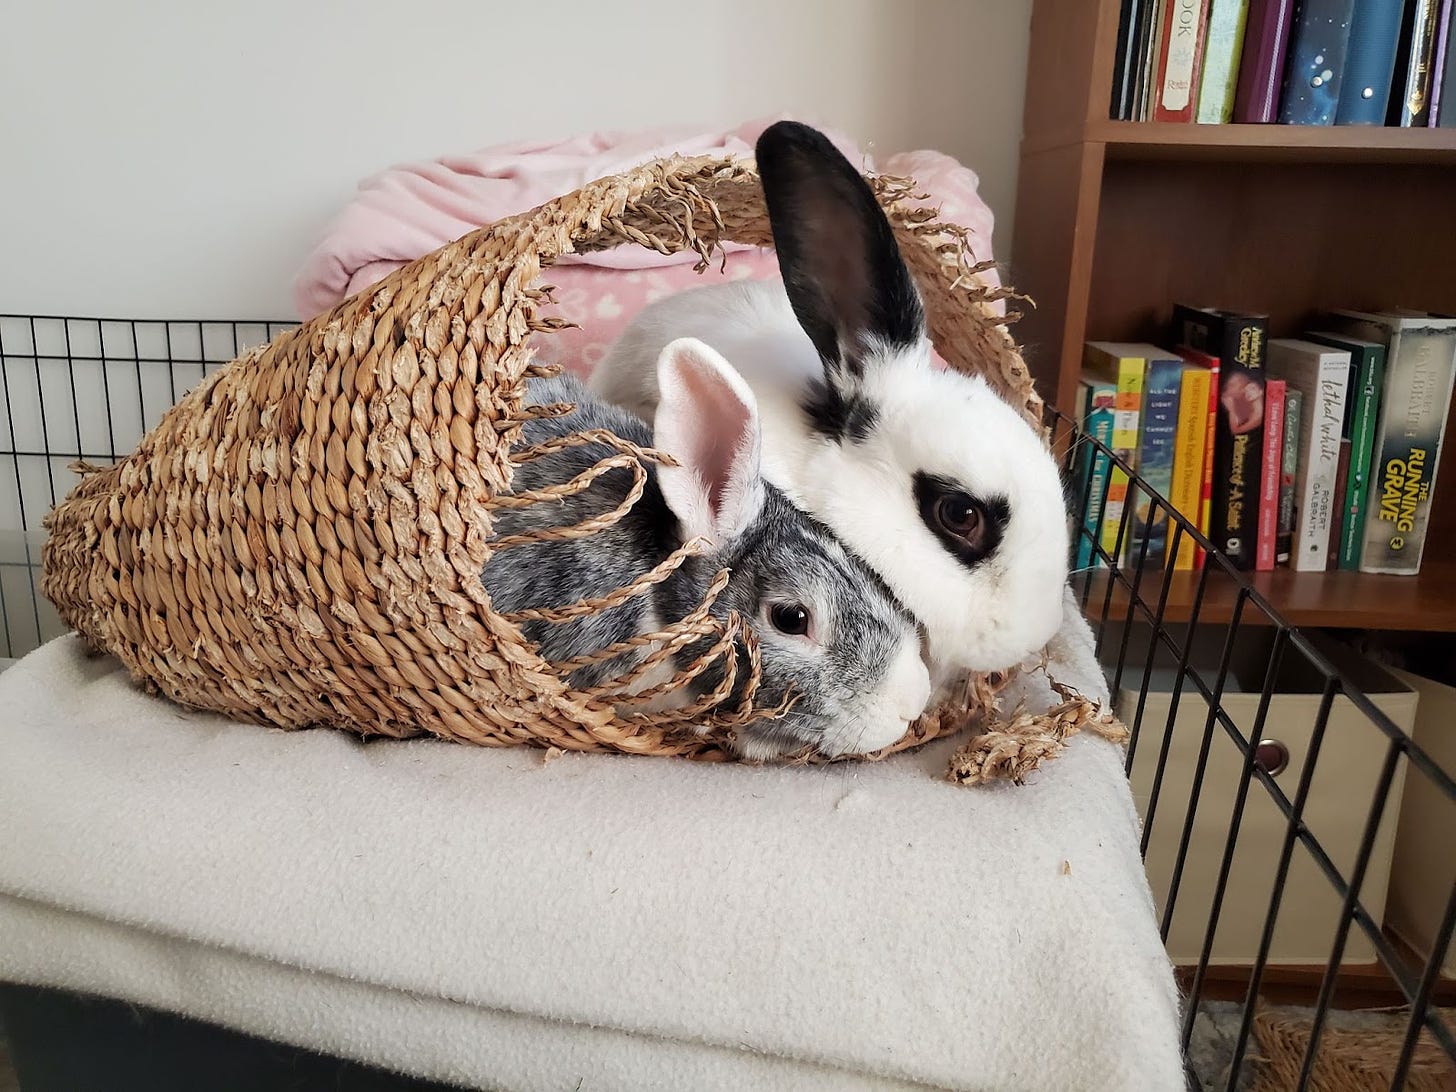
[1,0,1031,320]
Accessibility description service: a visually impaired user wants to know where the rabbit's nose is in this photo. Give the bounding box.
[890,639,933,723]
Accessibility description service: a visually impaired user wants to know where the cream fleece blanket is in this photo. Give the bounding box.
[0,596,1184,1090]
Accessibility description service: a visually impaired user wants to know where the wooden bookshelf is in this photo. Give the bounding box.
[1013,0,1456,633]
[1078,560,1456,633]
[1029,121,1456,163]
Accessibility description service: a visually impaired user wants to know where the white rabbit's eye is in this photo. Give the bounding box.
[769,602,812,637]
[913,472,1009,569]
[934,492,985,544]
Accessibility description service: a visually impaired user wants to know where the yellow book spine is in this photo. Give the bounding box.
[1084,345,1146,566]
[1111,357,1144,451]
[1170,368,1211,571]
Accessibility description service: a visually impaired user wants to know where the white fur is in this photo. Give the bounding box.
[592,279,1070,686]
[652,337,767,546]
[814,636,933,757]
[616,340,931,752]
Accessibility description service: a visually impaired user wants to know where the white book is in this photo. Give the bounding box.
[1268,339,1351,572]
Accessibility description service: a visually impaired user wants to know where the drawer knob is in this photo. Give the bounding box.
[1255,738,1290,777]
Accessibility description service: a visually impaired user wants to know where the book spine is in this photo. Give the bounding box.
[1277,391,1303,564]
[1292,356,1350,572]
[1140,0,1170,120]
[1112,0,1145,119]
[1233,0,1298,121]
[1256,379,1286,570]
[1196,0,1250,122]
[1156,0,1212,120]
[1428,0,1454,123]
[1337,0,1412,123]
[1328,440,1353,570]
[1197,359,1221,568]
[1078,407,1117,571]
[1176,309,1267,569]
[1392,0,1443,124]
[1131,360,1184,568]
[1362,327,1456,574]
[1278,0,1358,124]
[1171,368,1211,569]
[1097,358,1147,565]
[1340,347,1385,568]
[1441,4,1456,125]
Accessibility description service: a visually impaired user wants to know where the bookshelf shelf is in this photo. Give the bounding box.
[1015,0,1456,633]
[1079,563,1456,633]
[1094,122,1456,164]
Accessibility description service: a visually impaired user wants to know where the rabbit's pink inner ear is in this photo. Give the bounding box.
[655,339,766,545]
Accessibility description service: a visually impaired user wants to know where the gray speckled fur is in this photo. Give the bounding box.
[482,375,919,755]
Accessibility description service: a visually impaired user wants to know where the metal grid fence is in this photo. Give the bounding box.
[0,314,1452,1089]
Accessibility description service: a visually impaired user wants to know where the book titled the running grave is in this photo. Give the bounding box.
[1327,311,1456,575]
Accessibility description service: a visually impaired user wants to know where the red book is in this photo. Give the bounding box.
[1233,0,1297,123]
[1154,0,1212,122]
[1256,379,1286,571]
[1173,346,1221,569]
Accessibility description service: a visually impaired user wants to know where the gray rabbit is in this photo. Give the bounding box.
[481,337,931,759]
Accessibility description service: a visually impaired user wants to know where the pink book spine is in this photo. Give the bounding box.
[1256,379,1286,571]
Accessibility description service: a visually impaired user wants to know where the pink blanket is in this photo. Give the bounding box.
[293,118,1000,379]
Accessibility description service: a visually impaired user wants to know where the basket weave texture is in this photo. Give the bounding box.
[1252,1008,1456,1092]
[41,155,1051,761]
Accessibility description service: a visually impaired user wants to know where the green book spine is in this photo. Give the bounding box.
[1341,348,1385,569]
[1307,332,1387,570]
[1276,391,1302,565]
[1195,0,1249,122]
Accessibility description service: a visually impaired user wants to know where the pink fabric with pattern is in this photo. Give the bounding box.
[293,119,1000,380]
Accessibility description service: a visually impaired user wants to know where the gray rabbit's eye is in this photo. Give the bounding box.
[769,602,812,637]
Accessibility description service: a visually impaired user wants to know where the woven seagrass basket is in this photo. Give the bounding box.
[40,153,1060,764]
[1252,1008,1456,1092]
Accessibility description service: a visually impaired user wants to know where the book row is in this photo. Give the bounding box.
[1073,307,1456,576]
[1112,0,1456,127]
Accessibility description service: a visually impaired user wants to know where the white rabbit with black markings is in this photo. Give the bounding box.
[590,121,1070,693]
[482,336,932,760]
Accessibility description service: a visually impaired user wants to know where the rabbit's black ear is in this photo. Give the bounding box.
[755,121,924,385]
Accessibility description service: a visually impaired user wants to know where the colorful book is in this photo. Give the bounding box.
[1328,440,1354,570]
[1139,0,1170,120]
[1440,1,1456,124]
[1171,306,1269,569]
[1306,331,1387,569]
[1075,380,1118,570]
[1130,352,1187,568]
[1233,0,1299,121]
[1429,0,1454,122]
[1390,0,1445,125]
[1171,360,1214,569]
[1277,391,1303,565]
[1278,0,1358,124]
[1177,346,1223,569]
[1083,343,1150,565]
[1256,379,1287,571]
[1155,0,1212,121]
[1196,0,1250,122]
[1337,0,1409,124]
[1268,339,1353,572]
[1328,311,1456,574]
